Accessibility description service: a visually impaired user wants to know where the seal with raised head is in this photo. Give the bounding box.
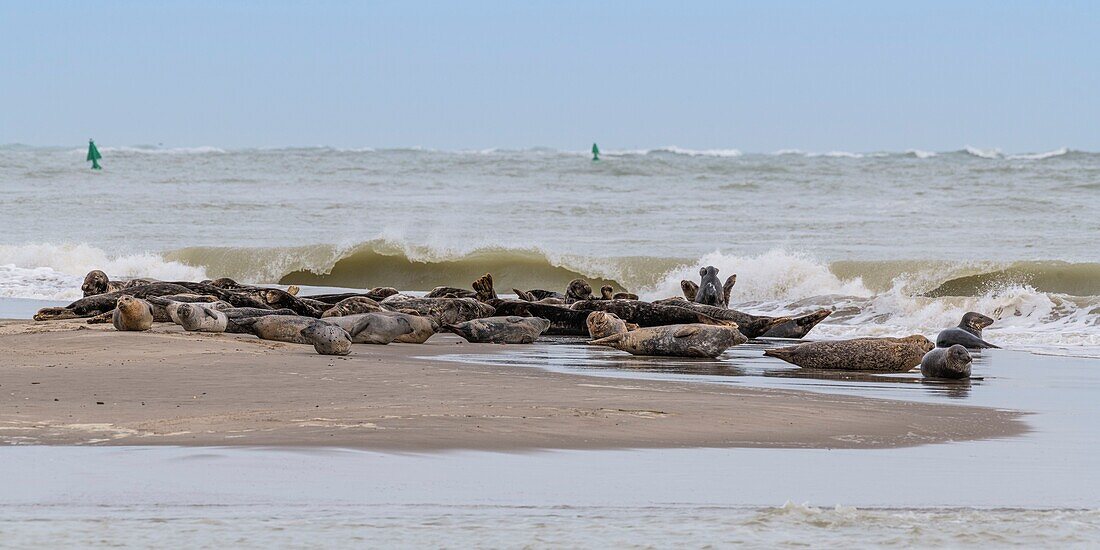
[565,279,594,303]
[474,273,590,335]
[599,285,638,301]
[761,309,834,339]
[936,312,998,349]
[445,316,551,344]
[82,270,158,297]
[321,296,383,318]
[920,344,973,379]
[590,324,747,358]
[586,311,631,339]
[763,335,934,372]
[112,295,154,331]
[299,323,353,355]
[172,302,229,332]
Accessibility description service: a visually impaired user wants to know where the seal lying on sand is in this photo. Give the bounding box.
[586,311,633,339]
[590,324,747,358]
[324,312,424,344]
[426,286,478,299]
[446,316,551,344]
[321,296,383,317]
[82,270,158,297]
[171,302,229,332]
[380,295,495,326]
[112,295,154,331]
[763,335,934,372]
[921,344,973,379]
[570,299,736,329]
[761,309,835,339]
[599,286,638,301]
[301,288,400,304]
[936,312,998,349]
[653,297,803,339]
[299,323,353,355]
[474,274,591,335]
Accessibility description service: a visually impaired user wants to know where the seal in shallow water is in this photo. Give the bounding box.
[936,312,998,349]
[445,316,551,344]
[590,324,747,358]
[570,299,736,329]
[112,295,153,331]
[920,344,972,379]
[763,335,934,372]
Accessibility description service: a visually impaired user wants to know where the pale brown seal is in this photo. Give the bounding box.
[590,324,747,358]
[763,335,934,372]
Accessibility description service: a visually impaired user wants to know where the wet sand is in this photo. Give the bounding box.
[0,320,1025,450]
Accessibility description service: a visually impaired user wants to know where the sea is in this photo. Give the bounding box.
[2,143,1099,356]
[2,143,1100,546]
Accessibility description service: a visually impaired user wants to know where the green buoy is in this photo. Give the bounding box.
[87,139,102,170]
[591,142,600,161]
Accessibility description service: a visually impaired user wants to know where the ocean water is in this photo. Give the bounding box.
[2,144,1100,356]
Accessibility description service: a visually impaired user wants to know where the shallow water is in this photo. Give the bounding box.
[2,345,1099,546]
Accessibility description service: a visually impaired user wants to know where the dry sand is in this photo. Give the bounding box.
[0,320,1026,450]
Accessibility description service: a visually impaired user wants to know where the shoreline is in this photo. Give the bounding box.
[0,320,1027,451]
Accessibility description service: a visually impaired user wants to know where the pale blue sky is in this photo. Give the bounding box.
[1,1,1096,152]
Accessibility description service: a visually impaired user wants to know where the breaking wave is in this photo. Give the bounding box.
[4,242,1100,357]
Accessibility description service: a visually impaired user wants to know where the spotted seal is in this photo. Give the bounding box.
[936,312,998,349]
[112,295,154,331]
[299,323,353,355]
[325,312,419,344]
[321,296,383,318]
[380,295,496,326]
[171,302,229,332]
[590,324,747,358]
[920,344,973,379]
[81,270,158,297]
[445,316,551,344]
[763,335,934,372]
[586,311,632,339]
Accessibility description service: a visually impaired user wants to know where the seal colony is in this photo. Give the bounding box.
[32,269,1000,377]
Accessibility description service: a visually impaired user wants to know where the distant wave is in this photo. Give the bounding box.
[79,146,227,155]
[1006,147,1070,160]
[603,146,743,158]
[963,146,1003,159]
[904,149,937,159]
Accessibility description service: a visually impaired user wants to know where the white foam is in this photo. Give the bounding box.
[905,149,938,159]
[1007,147,1070,160]
[0,244,207,300]
[963,146,1003,159]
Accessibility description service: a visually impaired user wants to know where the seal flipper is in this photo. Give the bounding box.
[722,275,737,307]
[674,325,701,338]
[589,333,627,347]
[762,347,796,363]
[512,288,537,302]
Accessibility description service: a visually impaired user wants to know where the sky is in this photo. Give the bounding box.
[1,1,1097,152]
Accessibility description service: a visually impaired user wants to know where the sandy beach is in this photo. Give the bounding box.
[0,320,1025,450]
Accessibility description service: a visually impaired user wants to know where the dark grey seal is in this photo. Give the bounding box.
[936,312,998,349]
[920,344,973,379]
[445,316,550,344]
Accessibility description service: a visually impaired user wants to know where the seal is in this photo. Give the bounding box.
[586,311,632,339]
[380,295,496,326]
[299,323,353,355]
[321,296,383,318]
[936,312,998,349]
[426,286,478,299]
[445,316,551,344]
[474,274,590,335]
[81,270,158,297]
[680,270,736,307]
[571,299,738,329]
[920,344,973,379]
[590,324,747,358]
[680,280,699,301]
[171,302,229,332]
[325,312,418,344]
[763,335,934,372]
[652,297,806,338]
[760,309,834,339]
[303,288,400,304]
[599,286,638,301]
[112,295,154,331]
[565,279,594,303]
[233,315,369,350]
